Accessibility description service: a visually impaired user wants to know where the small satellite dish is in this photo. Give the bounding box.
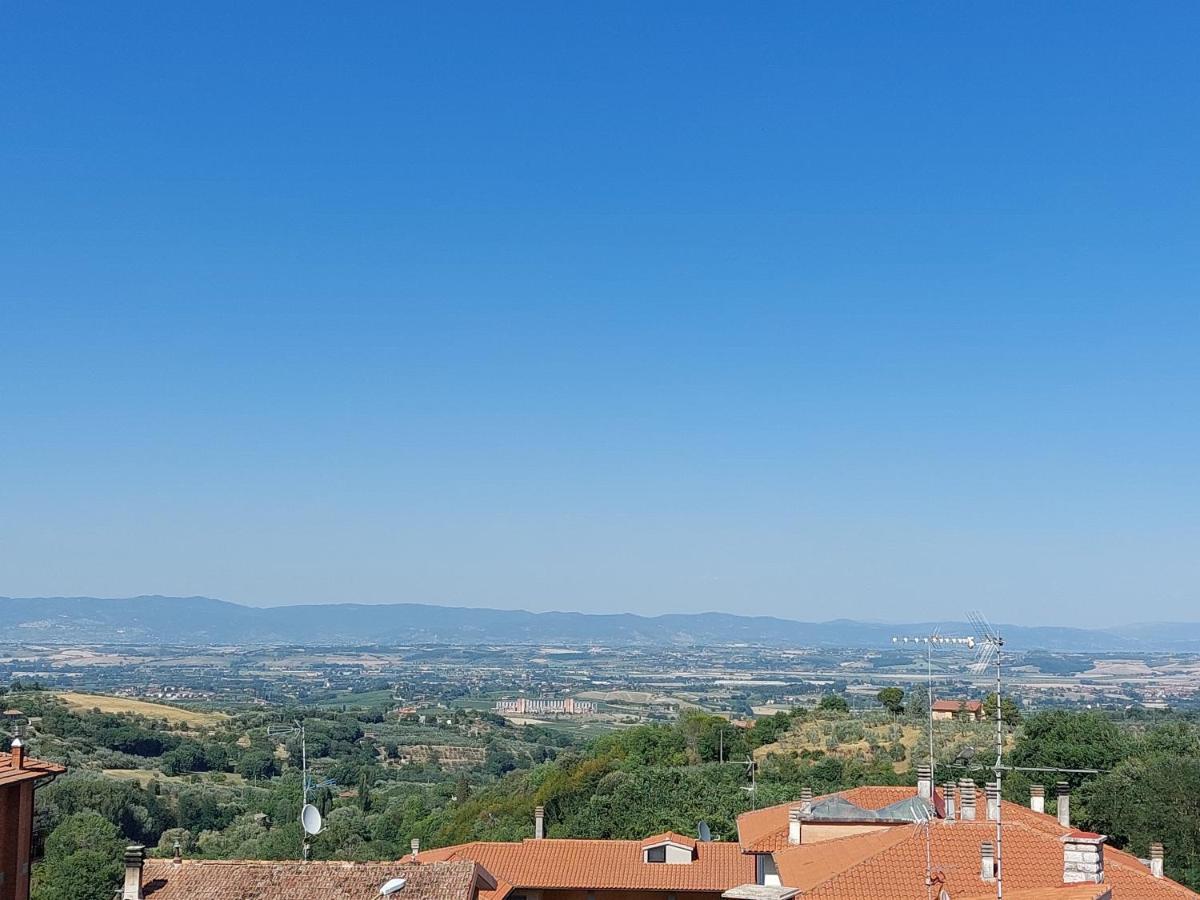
[300,803,323,836]
[380,877,408,895]
[697,821,712,842]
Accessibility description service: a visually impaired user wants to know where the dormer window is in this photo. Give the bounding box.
[640,832,698,864]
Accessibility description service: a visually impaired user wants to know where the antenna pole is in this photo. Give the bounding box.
[927,640,935,797]
[301,721,309,863]
[994,641,1003,900]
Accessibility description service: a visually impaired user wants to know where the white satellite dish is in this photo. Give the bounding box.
[300,803,323,836]
[380,877,407,895]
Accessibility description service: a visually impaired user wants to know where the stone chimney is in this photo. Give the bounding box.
[943,782,957,820]
[1056,782,1071,828]
[122,845,146,900]
[917,763,933,799]
[410,837,420,858]
[10,736,25,770]
[959,780,977,821]
[1030,784,1045,814]
[1149,842,1164,879]
[1061,831,1106,884]
[799,787,813,816]
[788,806,803,845]
[534,805,545,840]
[980,841,996,882]
[985,782,1000,821]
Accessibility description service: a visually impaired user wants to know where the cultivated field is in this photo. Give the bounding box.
[56,691,229,727]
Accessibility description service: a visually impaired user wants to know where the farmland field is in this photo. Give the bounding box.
[55,691,229,726]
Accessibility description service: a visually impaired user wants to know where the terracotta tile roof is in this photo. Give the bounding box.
[959,887,1111,900]
[737,786,918,852]
[642,832,699,850]
[932,700,983,713]
[774,820,1197,900]
[140,859,492,900]
[410,837,755,898]
[0,750,65,788]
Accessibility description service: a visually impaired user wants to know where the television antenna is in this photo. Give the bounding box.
[891,632,975,793]
[267,719,336,861]
[966,611,1005,900]
[736,756,758,808]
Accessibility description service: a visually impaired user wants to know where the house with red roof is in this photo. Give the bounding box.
[0,740,66,900]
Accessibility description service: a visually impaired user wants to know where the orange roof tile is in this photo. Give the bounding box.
[411,837,755,898]
[140,859,492,900]
[0,750,65,788]
[737,786,920,852]
[642,832,699,850]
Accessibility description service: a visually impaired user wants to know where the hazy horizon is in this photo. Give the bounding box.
[4,3,1199,628]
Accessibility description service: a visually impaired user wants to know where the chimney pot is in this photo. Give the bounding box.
[1056,782,1071,828]
[1149,842,1164,879]
[788,807,803,845]
[917,764,933,799]
[1061,832,1106,884]
[534,805,545,840]
[942,782,957,820]
[122,845,146,900]
[959,780,977,821]
[1030,784,1045,814]
[10,736,25,770]
[985,782,1000,821]
[411,837,420,858]
[981,841,996,881]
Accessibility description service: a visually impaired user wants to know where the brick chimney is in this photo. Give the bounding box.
[788,806,803,845]
[1061,831,1105,884]
[1056,782,1071,828]
[799,787,813,816]
[10,736,25,769]
[942,782,956,820]
[1030,784,1045,814]
[917,763,933,800]
[959,780,977,821]
[980,841,996,882]
[534,805,545,840]
[985,782,1000,821]
[122,845,146,900]
[1148,842,1164,879]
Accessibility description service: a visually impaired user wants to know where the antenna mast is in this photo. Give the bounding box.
[968,612,1005,900]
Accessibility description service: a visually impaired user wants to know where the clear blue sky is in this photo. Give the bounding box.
[3,3,1198,625]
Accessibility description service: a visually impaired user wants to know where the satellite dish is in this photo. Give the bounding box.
[380,877,408,895]
[697,821,712,842]
[300,803,323,836]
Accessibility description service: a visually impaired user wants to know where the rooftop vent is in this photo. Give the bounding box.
[380,877,408,895]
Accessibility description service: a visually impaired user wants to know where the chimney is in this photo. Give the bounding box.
[534,805,545,840]
[985,782,1000,821]
[1148,843,1164,879]
[980,841,996,882]
[917,764,933,800]
[1030,784,1045,814]
[959,780,977,821]
[788,807,803,845]
[1057,782,1071,828]
[172,840,182,864]
[1061,831,1106,884]
[942,782,956,820]
[122,845,146,900]
[10,736,25,770]
[410,838,420,858]
[799,787,813,816]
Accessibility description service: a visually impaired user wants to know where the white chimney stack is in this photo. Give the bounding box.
[788,807,803,845]
[980,841,996,882]
[943,782,956,820]
[122,845,146,900]
[534,805,545,840]
[985,782,1000,821]
[959,780,977,821]
[1030,784,1045,814]
[917,764,933,800]
[1057,782,1071,828]
[1062,831,1106,884]
[799,787,813,816]
[1149,842,1164,879]
[410,837,420,857]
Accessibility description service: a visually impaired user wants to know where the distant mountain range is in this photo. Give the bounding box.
[3,595,1200,652]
